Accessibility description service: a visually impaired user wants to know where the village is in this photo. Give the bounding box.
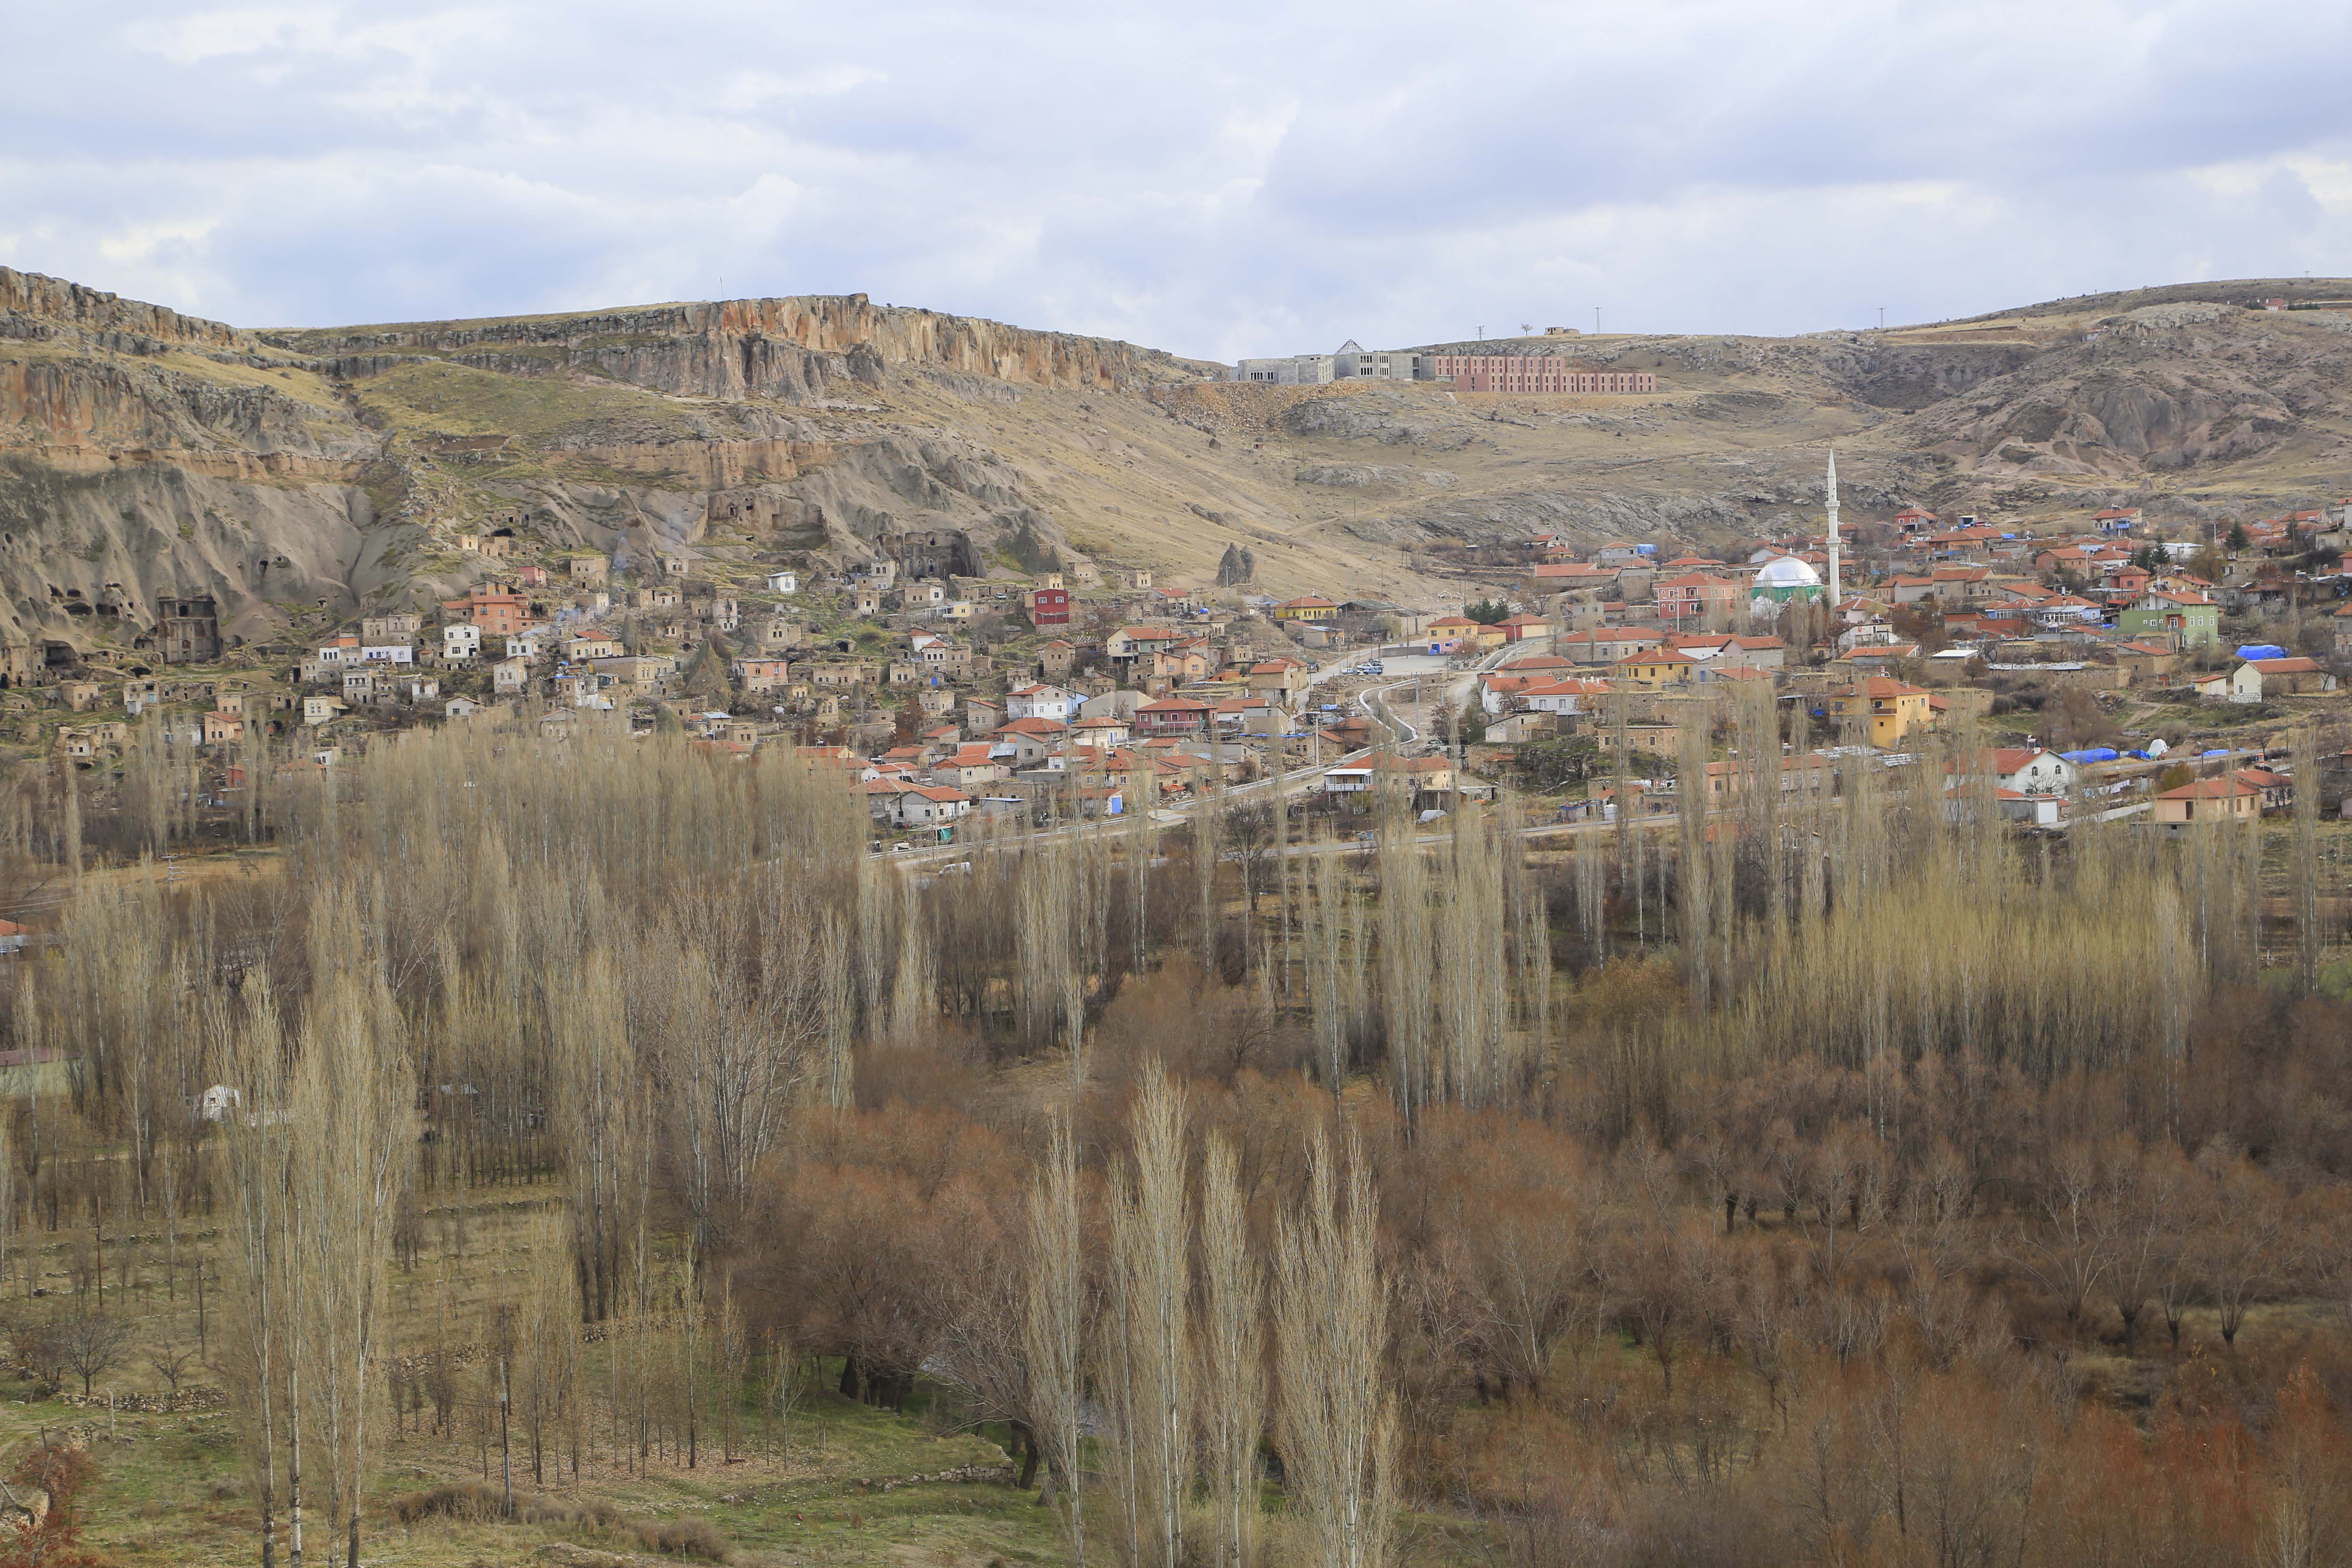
[18,454,2352,857]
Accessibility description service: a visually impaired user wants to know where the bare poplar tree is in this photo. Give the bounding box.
[1274,1130,1395,1568]
[1106,1065,1193,1568]
[1128,750,1157,974]
[1305,826,1352,1093]
[1676,703,1715,1009]
[1437,808,1509,1107]
[1196,781,1222,976]
[1500,790,1552,1051]
[856,860,894,1032]
[886,873,936,1042]
[217,982,291,1568]
[1198,1131,1264,1568]
[1022,1118,1089,1568]
[291,961,420,1568]
[1020,846,1078,1053]
[820,911,854,1110]
[515,1209,583,1486]
[552,956,640,1322]
[1376,814,1434,1118]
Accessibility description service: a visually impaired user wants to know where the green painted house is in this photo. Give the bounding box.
[2118,592,2220,648]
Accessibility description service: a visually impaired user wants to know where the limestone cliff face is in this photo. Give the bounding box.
[270,293,1204,402]
[0,271,395,652]
[0,267,253,353]
[0,356,371,463]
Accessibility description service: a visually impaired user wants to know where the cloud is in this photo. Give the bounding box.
[4,0,2350,359]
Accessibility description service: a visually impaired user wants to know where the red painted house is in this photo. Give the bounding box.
[1135,696,1212,736]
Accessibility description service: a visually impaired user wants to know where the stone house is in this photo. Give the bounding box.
[734,658,793,695]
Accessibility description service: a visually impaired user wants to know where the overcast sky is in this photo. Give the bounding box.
[4,0,2349,361]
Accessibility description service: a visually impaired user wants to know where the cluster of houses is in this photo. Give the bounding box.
[1519,499,2352,710]
[30,475,1459,834]
[35,479,2352,847]
[1455,496,2352,829]
[249,540,1417,837]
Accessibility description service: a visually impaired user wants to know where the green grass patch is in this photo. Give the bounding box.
[359,361,700,447]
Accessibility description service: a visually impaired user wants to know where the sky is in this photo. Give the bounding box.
[4,0,2351,362]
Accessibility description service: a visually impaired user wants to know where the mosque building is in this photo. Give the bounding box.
[1748,450,1844,616]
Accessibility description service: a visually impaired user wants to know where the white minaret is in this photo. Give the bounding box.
[1824,446,1843,610]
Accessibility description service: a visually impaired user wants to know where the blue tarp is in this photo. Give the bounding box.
[2060,748,2120,764]
[2236,644,2289,661]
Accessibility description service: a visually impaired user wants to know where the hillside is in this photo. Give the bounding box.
[6,268,2352,660]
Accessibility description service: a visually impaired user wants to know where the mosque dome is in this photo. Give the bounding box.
[1752,556,1822,589]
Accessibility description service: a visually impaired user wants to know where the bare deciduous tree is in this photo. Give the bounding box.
[1021,1117,1088,1568]
[1105,1065,1192,1568]
[1274,1129,1395,1568]
[1198,1131,1264,1568]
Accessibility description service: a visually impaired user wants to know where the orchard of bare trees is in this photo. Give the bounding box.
[9,708,2352,1567]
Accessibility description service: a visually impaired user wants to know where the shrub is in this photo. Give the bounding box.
[635,1517,733,1561]
[387,1483,732,1561]
[390,1481,504,1524]
[0,1445,100,1568]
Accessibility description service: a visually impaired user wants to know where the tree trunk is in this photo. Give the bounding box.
[1013,1423,1040,1490]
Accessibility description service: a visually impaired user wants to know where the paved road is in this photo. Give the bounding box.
[1357,633,1550,750]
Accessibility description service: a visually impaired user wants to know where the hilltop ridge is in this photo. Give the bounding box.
[4,270,2352,664]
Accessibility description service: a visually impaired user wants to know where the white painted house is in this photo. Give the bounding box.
[1992,748,2078,793]
[899,784,972,826]
[1008,684,1076,723]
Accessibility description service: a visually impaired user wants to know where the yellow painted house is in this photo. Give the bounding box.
[1615,647,1697,686]
[1827,676,1934,748]
[2153,775,2262,825]
[1272,595,1339,622]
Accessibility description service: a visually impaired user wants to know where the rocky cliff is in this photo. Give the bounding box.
[6,267,2352,674]
[268,293,1207,403]
[0,274,1231,663]
[0,267,253,353]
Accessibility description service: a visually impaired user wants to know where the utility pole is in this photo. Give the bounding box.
[1595,307,1601,334]
[1878,307,1884,330]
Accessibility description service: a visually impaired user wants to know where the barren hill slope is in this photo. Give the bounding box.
[5,269,2352,662]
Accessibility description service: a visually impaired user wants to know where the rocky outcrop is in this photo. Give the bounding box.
[272,293,1209,403]
[0,452,379,646]
[0,358,370,462]
[759,433,1057,564]
[1893,310,2350,476]
[554,435,835,490]
[1293,464,1459,487]
[0,267,253,352]
[1216,542,1256,584]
